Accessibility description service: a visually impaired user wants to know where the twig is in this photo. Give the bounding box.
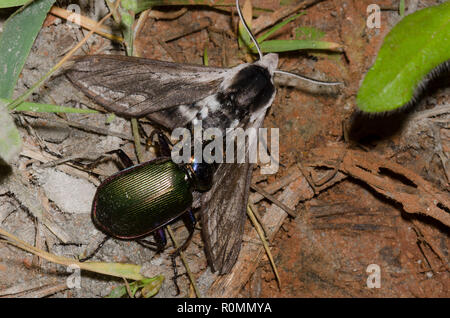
[18,112,145,145]
[249,164,302,204]
[411,219,450,272]
[122,277,134,298]
[149,7,188,20]
[247,204,281,290]
[251,183,297,217]
[248,202,269,238]
[0,282,68,298]
[50,6,123,43]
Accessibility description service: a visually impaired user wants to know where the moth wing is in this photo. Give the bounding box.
[66,55,228,117]
[200,161,254,274]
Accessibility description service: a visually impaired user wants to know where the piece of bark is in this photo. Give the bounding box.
[305,146,450,228]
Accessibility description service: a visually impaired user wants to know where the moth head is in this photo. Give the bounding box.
[256,53,279,76]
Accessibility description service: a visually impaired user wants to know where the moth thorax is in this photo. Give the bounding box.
[221,65,275,114]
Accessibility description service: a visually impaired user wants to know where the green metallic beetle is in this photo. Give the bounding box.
[90,132,215,251]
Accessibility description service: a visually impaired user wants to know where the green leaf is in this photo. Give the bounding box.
[0,0,29,8]
[237,0,253,50]
[399,0,405,17]
[141,275,164,298]
[0,101,22,164]
[0,98,98,114]
[356,2,450,113]
[106,276,164,298]
[0,0,56,99]
[203,46,209,66]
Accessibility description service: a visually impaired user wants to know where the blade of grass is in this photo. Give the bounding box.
[1,98,98,114]
[399,0,405,17]
[247,203,281,290]
[50,6,124,43]
[238,0,253,50]
[256,11,305,43]
[203,46,209,66]
[0,227,147,281]
[257,39,342,53]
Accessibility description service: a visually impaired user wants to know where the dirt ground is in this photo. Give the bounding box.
[0,0,448,298]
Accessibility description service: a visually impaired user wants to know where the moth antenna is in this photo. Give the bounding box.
[274,69,343,86]
[236,0,263,60]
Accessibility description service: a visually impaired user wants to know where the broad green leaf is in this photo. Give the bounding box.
[0,0,56,99]
[0,0,29,8]
[0,98,98,114]
[0,101,22,164]
[356,2,450,113]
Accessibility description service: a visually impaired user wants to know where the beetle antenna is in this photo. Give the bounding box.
[236,0,263,60]
[274,69,343,86]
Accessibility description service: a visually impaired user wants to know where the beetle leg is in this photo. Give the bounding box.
[76,149,135,172]
[137,228,167,252]
[78,236,110,262]
[106,149,134,168]
[148,130,173,157]
[171,255,181,296]
[172,210,196,255]
[154,228,167,253]
[168,210,196,295]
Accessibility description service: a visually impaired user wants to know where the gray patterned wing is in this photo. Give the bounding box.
[200,161,254,274]
[66,55,228,118]
[200,108,269,274]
